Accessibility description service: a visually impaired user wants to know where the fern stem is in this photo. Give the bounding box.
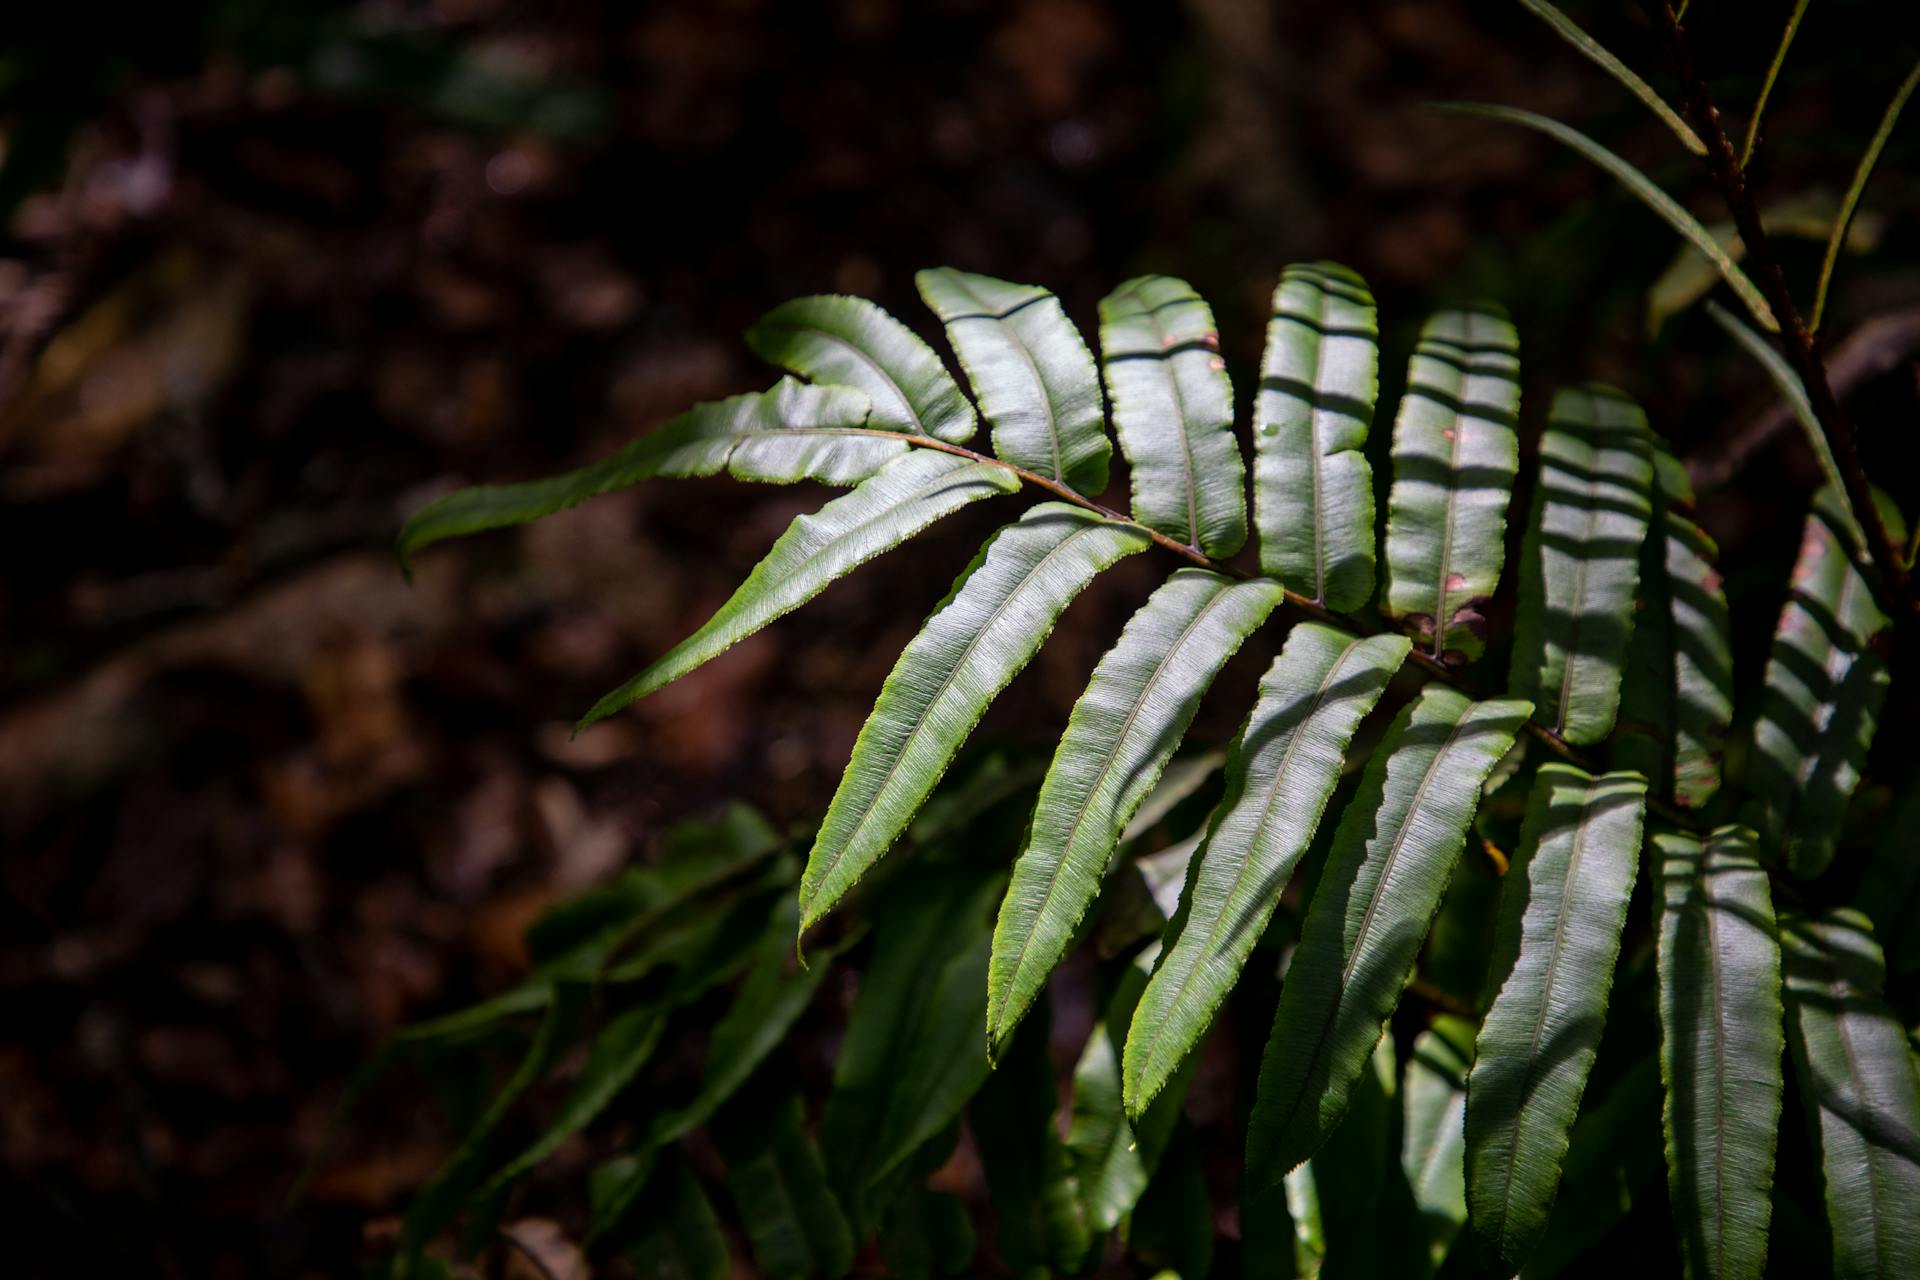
[1811,56,1920,333]
[1646,0,1914,619]
[880,430,1695,827]
[1740,0,1810,169]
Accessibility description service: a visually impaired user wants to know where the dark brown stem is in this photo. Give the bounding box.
[1647,0,1913,616]
[884,430,1700,827]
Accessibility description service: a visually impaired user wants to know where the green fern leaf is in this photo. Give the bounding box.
[720,1094,857,1280]
[1653,825,1783,1280]
[1254,262,1381,610]
[1507,385,1654,744]
[1618,448,1734,809]
[970,1013,1095,1274]
[801,505,1151,930]
[589,899,856,1241]
[396,378,881,568]
[986,570,1281,1058]
[1382,306,1523,662]
[1781,909,1920,1280]
[1744,492,1890,879]
[1130,1121,1217,1279]
[477,1000,668,1201]
[1291,1035,1417,1277]
[1124,624,1409,1117]
[1465,765,1646,1276]
[1098,274,1248,556]
[1521,1058,1666,1278]
[620,1154,731,1280]
[916,268,1111,494]
[1063,955,1192,1239]
[1403,1016,1474,1268]
[1246,687,1531,1189]
[821,865,1000,1233]
[395,986,582,1271]
[746,293,978,443]
[577,451,1017,729]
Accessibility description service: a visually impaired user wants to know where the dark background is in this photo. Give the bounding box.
[2,1,1917,1275]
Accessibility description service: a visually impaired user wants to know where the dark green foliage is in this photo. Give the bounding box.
[366,181,1916,1270]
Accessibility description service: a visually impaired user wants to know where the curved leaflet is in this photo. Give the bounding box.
[986,569,1282,1059]
[1618,447,1734,808]
[397,379,882,567]
[917,268,1111,494]
[800,504,1151,930]
[745,293,977,443]
[719,1094,856,1280]
[1381,306,1522,662]
[1744,491,1890,879]
[1507,385,1654,745]
[1515,0,1706,154]
[1246,687,1531,1188]
[1654,826,1782,1280]
[1098,274,1247,557]
[1123,624,1409,1116]
[1444,105,1776,331]
[1781,909,1920,1280]
[1254,262,1380,610]
[1465,765,1646,1277]
[577,451,1017,729]
[1404,1016,1474,1268]
[821,864,1001,1233]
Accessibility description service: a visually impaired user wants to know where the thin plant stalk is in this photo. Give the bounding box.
[1740,0,1811,167]
[1811,57,1920,331]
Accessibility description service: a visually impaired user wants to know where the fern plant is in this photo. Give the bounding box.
[360,6,1920,1276]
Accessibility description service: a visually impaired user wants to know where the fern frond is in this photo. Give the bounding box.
[917,268,1112,494]
[1254,262,1380,610]
[1465,765,1646,1276]
[1098,274,1248,557]
[620,1154,730,1280]
[1382,306,1523,663]
[1246,687,1531,1188]
[1507,385,1654,745]
[1743,492,1890,879]
[1780,909,1920,1279]
[986,569,1282,1059]
[719,1094,856,1280]
[821,864,1000,1231]
[1618,447,1733,809]
[1403,1016,1474,1267]
[800,505,1151,931]
[1124,623,1408,1117]
[396,378,882,568]
[1858,785,1920,975]
[577,450,1018,729]
[1653,825,1782,1280]
[746,293,979,442]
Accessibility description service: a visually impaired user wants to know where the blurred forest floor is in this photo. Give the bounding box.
[2,1,1916,1275]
